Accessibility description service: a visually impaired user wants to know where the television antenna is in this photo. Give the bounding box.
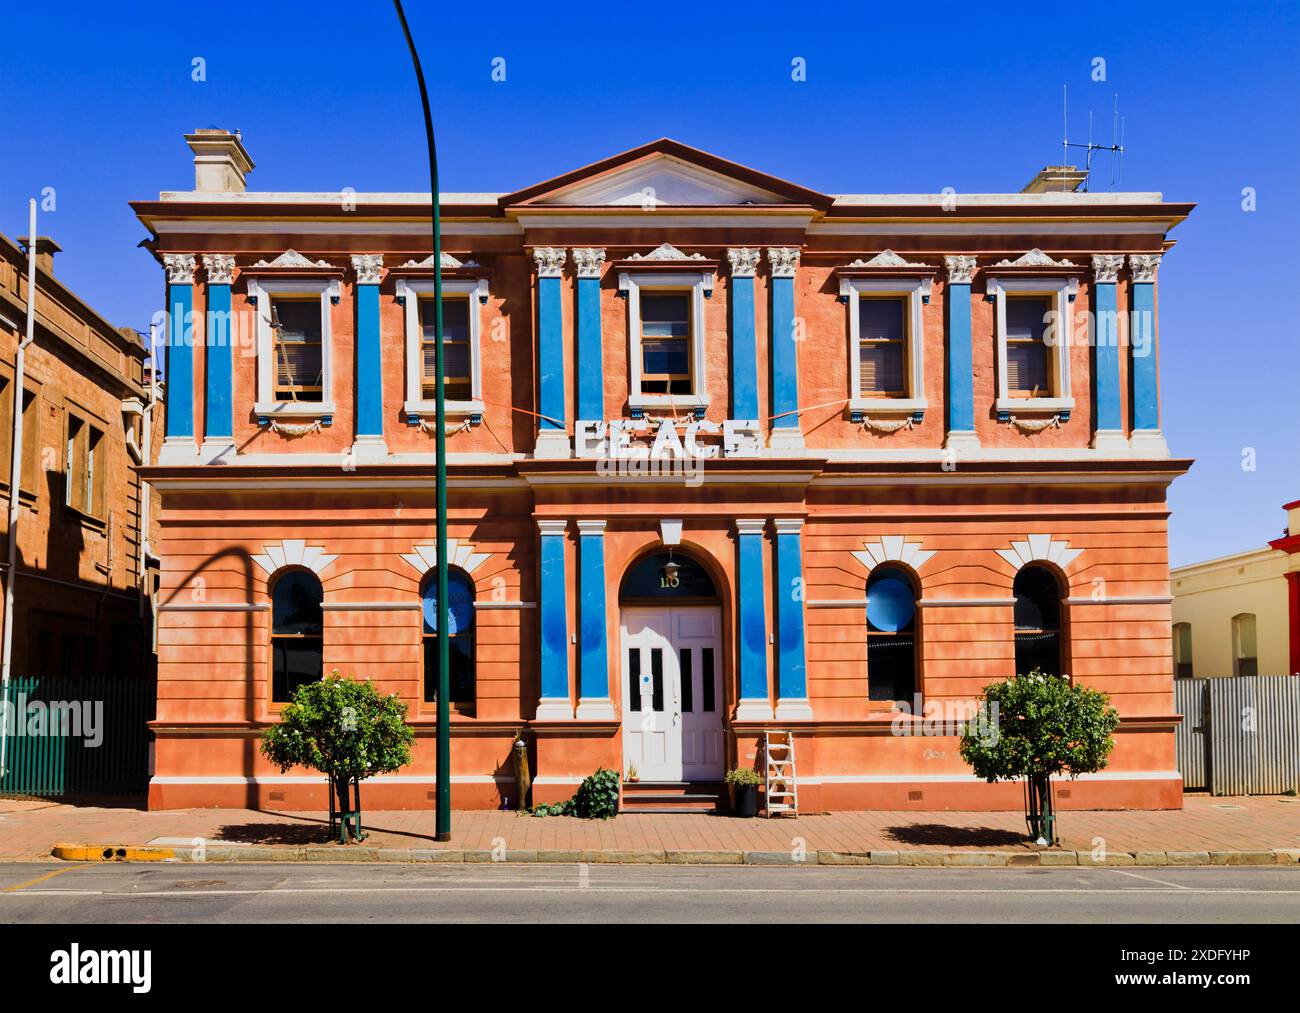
[1062,85,1125,191]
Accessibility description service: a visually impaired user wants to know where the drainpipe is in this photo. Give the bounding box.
[0,199,38,778]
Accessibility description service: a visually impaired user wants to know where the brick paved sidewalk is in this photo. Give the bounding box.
[3,793,1298,862]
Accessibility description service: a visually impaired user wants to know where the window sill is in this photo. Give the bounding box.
[404,399,484,423]
[995,396,1074,415]
[628,393,709,419]
[850,397,927,415]
[254,402,336,423]
[63,503,107,532]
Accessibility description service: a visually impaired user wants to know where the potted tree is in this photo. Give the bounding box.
[959,669,1120,845]
[261,671,415,843]
[725,767,763,818]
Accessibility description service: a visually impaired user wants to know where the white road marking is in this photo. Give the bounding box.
[1113,869,1191,890]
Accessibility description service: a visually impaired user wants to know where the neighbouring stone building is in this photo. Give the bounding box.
[135,130,1194,812]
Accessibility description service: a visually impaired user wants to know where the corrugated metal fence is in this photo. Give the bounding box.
[1174,675,1300,796]
[0,676,154,797]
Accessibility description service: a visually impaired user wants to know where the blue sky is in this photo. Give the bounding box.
[1,0,1296,566]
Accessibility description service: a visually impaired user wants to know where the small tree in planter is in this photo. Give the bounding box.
[959,670,1119,845]
[261,672,415,843]
[724,767,763,818]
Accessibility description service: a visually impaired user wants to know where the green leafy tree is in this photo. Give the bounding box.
[959,670,1120,844]
[261,671,415,842]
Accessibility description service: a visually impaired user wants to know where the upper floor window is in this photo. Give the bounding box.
[841,277,928,415]
[620,270,711,414]
[1173,622,1194,678]
[271,298,323,402]
[988,276,1075,416]
[1231,613,1257,677]
[249,277,337,420]
[399,277,487,420]
[0,378,39,497]
[270,569,323,704]
[1013,564,1064,677]
[65,411,105,519]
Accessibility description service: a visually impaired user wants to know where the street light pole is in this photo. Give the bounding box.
[393,0,451,842]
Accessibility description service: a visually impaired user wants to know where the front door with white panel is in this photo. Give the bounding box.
[621,606,723,782]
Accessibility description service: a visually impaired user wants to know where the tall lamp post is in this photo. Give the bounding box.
[393,0,451,841]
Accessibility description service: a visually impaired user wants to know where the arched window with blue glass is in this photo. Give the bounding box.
[422,569,476,706]
[866,565,919,702]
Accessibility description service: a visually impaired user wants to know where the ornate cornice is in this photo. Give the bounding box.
[533,246,567,278]
[767,247,800,278]
[726,247,761,277]
[163,253,197,286]
[628,242,706,263]
[992,248,1076,269]
[202,254,235,286]
[572,247,606,278]
[1129,253,1162,283]
[398,252,480,270]
[350,254,384,285]
[944,255,977,284]
[1090,254,1125,284]
[251,249,335,270]
[847,250,928,269]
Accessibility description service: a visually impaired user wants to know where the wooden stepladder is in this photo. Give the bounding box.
[763,730,798,817]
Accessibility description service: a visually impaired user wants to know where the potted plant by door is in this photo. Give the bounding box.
[725,768,762,818]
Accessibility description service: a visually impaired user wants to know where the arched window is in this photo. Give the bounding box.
[1173,622,1194,679]
[1231,613,1257,677]
[1013,565,1064,677]
[619,550,718,603]
[270,569,323,703]
[866,565,918,702]
[423,569,476,705]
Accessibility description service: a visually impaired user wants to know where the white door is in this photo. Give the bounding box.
[621,606,723,782]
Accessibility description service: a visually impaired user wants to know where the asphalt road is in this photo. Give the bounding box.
[0,862,1297,923]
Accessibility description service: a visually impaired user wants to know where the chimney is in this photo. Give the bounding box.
[17,236,62,274]
[1021,165,1088,194]
[184,128,255,193]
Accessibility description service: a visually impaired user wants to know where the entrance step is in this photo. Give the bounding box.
[621,781,726,814]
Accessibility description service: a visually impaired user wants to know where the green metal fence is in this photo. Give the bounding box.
[0,676,155,797]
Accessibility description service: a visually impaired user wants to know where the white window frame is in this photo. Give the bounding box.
[397,277,488,420]
[841,276,929,415]
[619,270,712,415]
[249,277,339,419]
[988,275,1076,415]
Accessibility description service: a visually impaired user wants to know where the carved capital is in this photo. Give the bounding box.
[533,246,567,278]
[727,247,761,277]
[201,254,235,286]
[1129,253,1162,283]
[766,247,800,278]
[163,253,197,286]
[351,254,384,285]
[944,255,977,284]
[572,247,606,278]
[1091,254,1124,284]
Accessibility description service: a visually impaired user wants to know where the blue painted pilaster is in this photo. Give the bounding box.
[203,268,233,441]
[1130,256,1161,433]
[728,249,759,420]
[575,250,604,422]
[575,520,613,718]
[1091,256,1123,439]
[768,251,800,432]
[943,257,977,445]
[354,267,384,439]
[773,518,810,718]
[536,519,571,718]
[534,249,567,444]
[165,260,195,443]
[735,519,770,718]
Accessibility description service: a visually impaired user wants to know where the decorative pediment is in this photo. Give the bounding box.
[851,536,935,572]
[398,252,481,270]
[846,250,928,269]
[996,534,1084,571]
[251,539,338,577]
[401,539,491,577]
[251,249,335,270]
[627,242,707,262]
[992,248,1077,269]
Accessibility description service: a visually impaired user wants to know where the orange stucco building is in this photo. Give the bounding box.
[134,131,1193,812]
